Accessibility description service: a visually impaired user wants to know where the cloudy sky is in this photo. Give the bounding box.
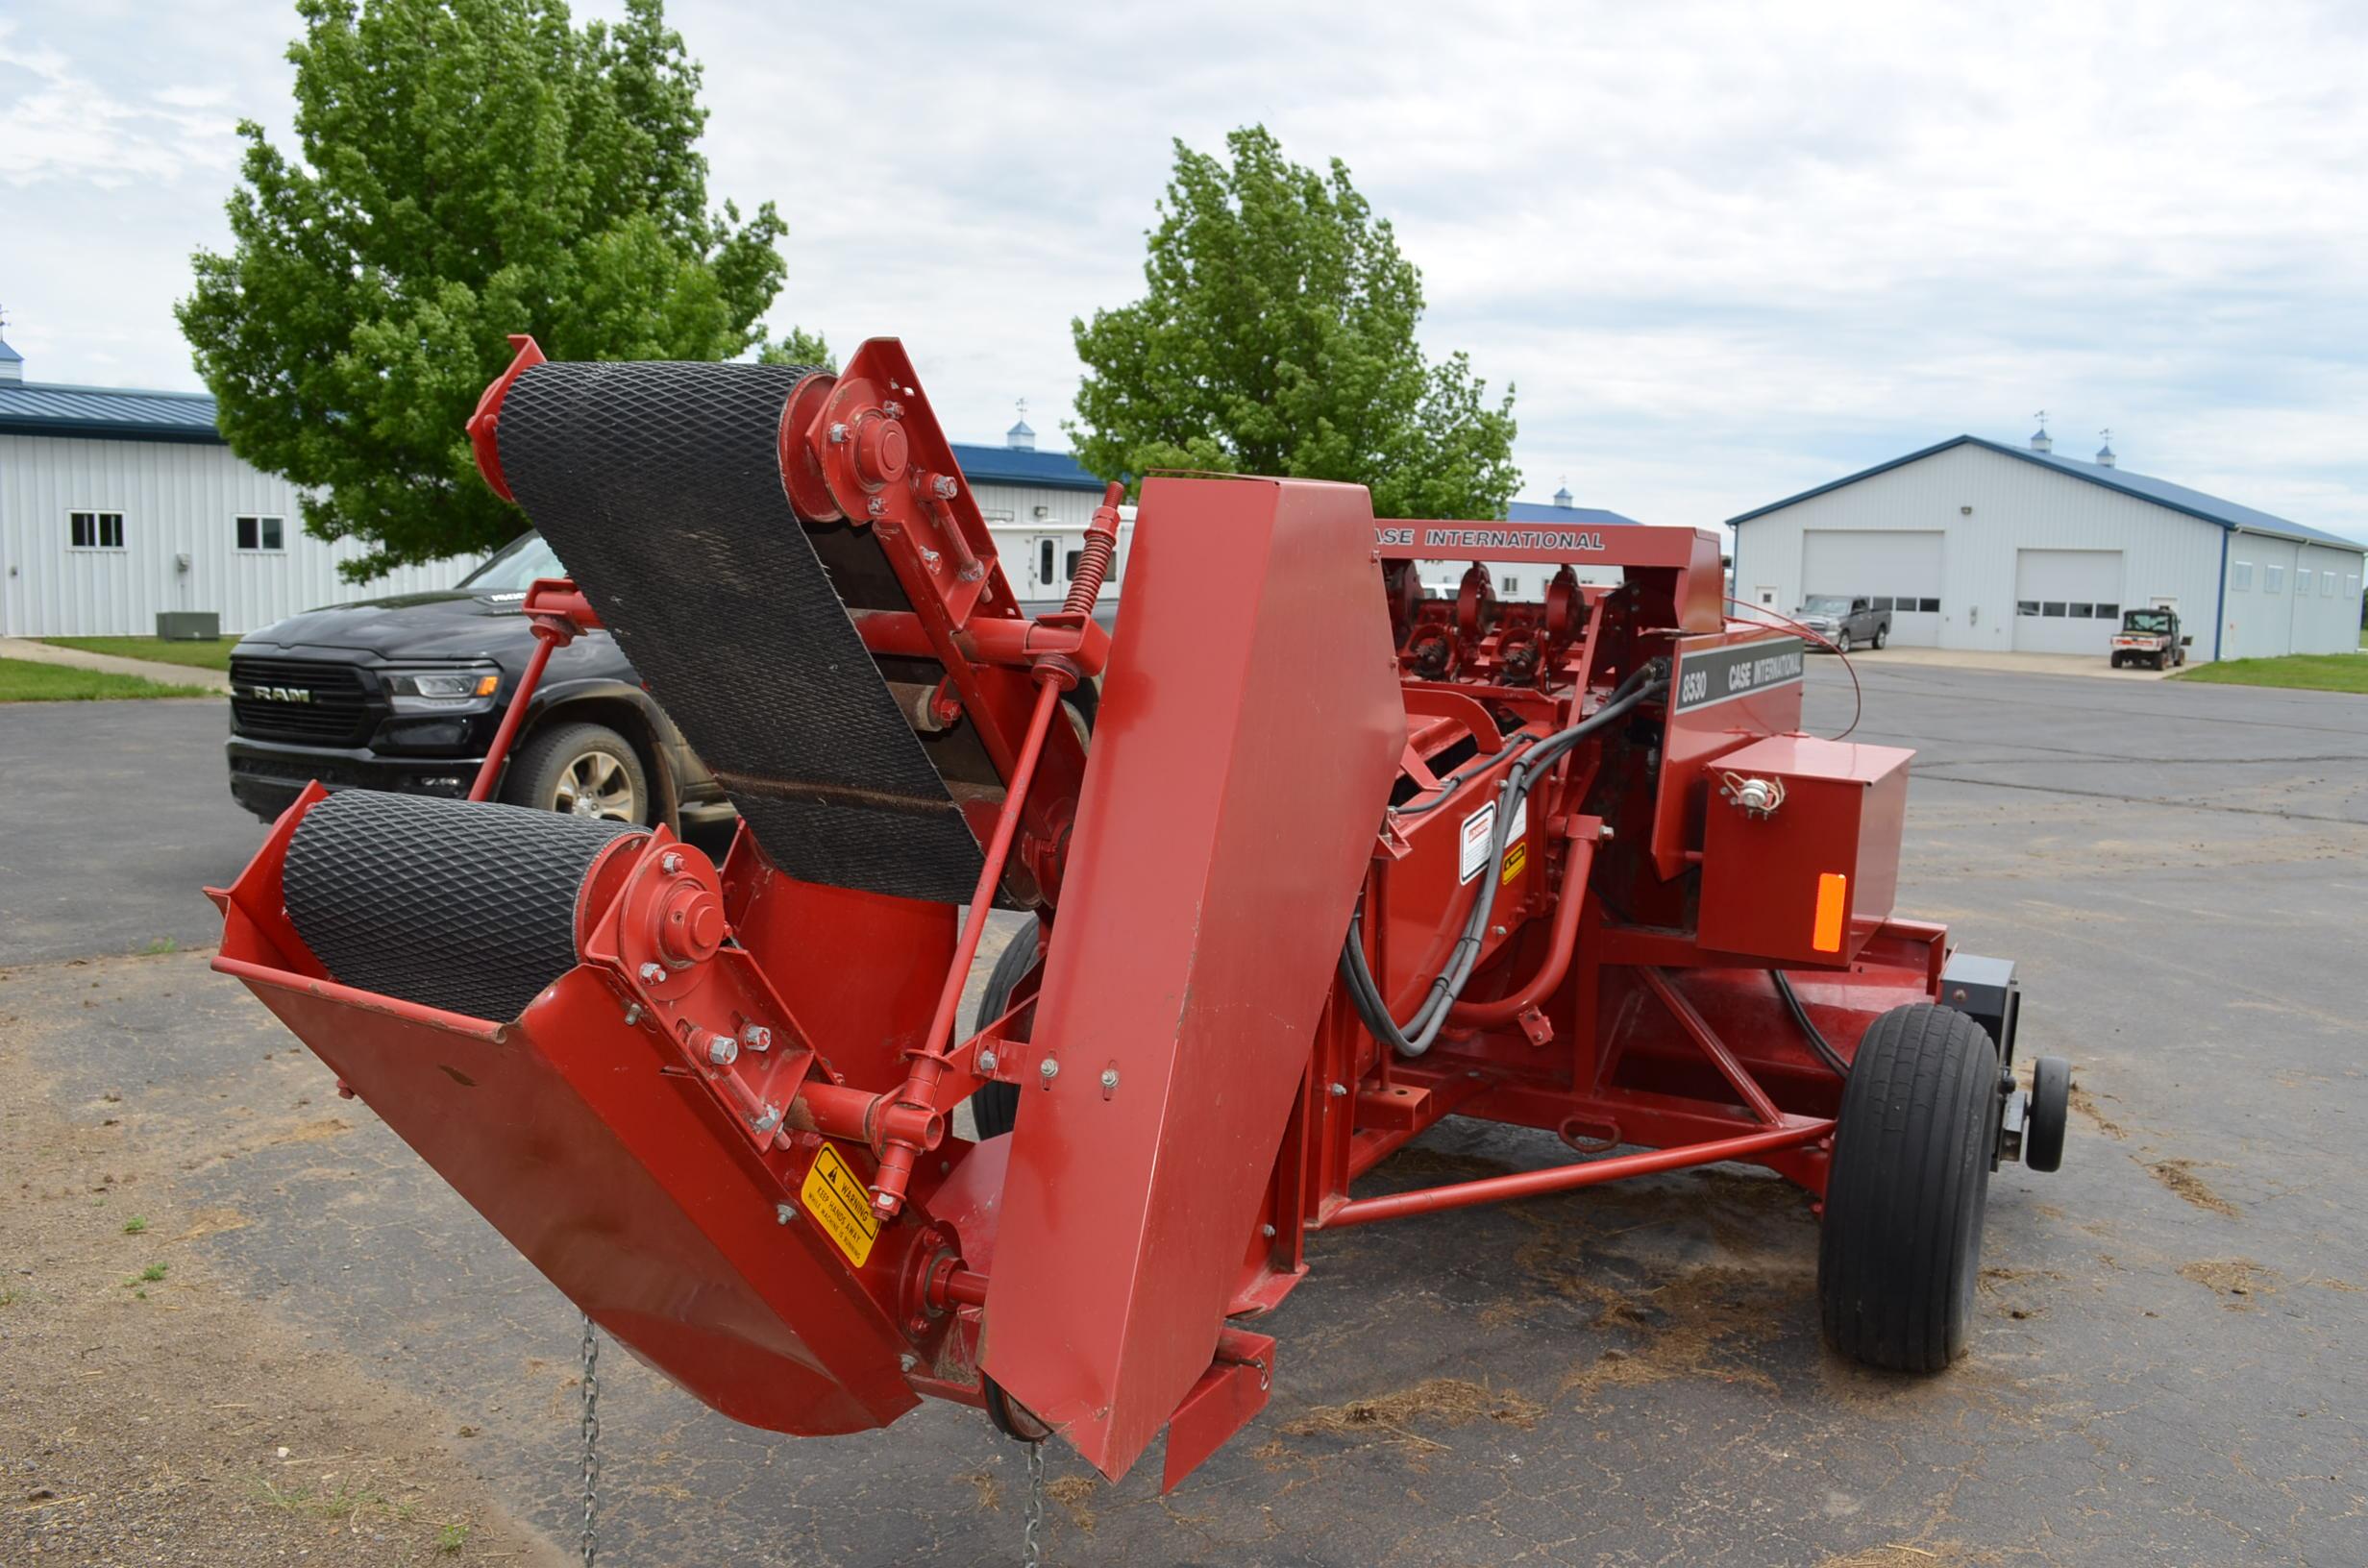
[6,0,2364,541]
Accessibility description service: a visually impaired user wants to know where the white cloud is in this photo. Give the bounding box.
[4,0,2363,542]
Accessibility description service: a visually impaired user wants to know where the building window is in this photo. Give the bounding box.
[1918,598,1941,613]
[69,510,125,550]
[2297,568,2312,595]
[2096,602,2120,620]
[1500,575,1519,595]
[2323,572,2336,598]
[235,514,285,551]
[2016,600,2040,617]
[2232,560,2252,591]
[2041,601,2066,618]
[1065,548,1083,582]
[1869,597,1893,612]
[1038,539,1056,586]
[2349,575,2361,598]
[2265,564,2285,592]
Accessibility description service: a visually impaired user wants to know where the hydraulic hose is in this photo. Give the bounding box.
[1343,663,1667,1058]
[1772,968,1853,1079]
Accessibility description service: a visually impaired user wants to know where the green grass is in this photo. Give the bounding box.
[37,634,236,671]
[123,1216,149,1235]
[0,657,214,701]
[2178,652,2368,694]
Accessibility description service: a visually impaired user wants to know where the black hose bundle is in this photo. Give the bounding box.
[1341,663,1668,1058]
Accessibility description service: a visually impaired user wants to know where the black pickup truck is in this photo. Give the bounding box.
[1794,595,1891,653]
[225,530,730,832]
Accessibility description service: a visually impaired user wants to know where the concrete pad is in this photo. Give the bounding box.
[4,666,2365,1565]
[0,635,233,691]
[1831,645,2175,681]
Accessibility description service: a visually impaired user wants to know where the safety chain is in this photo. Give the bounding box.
[579,1311,602,1566]
[1023,1438,1047,1568]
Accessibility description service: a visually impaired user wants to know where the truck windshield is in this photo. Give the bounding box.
[457,531,566,595]
[2122,610,2172,633]
[1802,596,1851,615]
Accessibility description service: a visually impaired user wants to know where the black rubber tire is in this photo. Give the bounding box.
[1818,1003,2000,1373]
[501,721,652,825]
[965,921,1039,1139]
[1873,625,1888,649]
[2110,653,2124,669]
[2025,1055,2070,1173]
[1835,629,1852,654]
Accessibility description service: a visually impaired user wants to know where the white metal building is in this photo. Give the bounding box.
[1727,429,2365,662]
[0,341,1120,637]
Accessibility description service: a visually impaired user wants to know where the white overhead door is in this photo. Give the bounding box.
[1800,530,1945,647]
[2012,550,2125,654]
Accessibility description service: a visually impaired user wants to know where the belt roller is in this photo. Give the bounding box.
[493,359,989,904]
[283,789,648,1021]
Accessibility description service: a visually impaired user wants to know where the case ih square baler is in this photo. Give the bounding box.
[210,337,2070,1510]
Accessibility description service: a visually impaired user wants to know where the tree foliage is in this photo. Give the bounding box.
[180,0,814,578]
[1069,126,1517,520]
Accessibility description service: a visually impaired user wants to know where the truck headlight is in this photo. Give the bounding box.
[384,667,502,714]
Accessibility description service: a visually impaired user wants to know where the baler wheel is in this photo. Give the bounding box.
[966,921,1040,1139]
[2024,1056,2071,1173]
[1818,1003,1999,1373]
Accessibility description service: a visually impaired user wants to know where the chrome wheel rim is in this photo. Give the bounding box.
[555,750,637,821]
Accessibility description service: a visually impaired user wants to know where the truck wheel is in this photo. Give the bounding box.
[2110,652,2124,668]
[1835,629,1853,654]
[1873,625,1888,650]
[967,922,1040,1139]
[1818,1003,1999,1373]
[502,722,650,824]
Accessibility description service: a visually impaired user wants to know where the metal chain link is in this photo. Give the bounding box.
[1023,1438,1046,1568]
[579,1311,602,1567]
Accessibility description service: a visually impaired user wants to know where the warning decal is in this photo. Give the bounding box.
[1458,797,1527,885]
[800,1143,879,1267]
[1501,840,1528,885]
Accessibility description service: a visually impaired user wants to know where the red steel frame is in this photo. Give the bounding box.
[212,338,1967,1498]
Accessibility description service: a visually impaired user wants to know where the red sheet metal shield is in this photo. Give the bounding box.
[982,477,1404,1480]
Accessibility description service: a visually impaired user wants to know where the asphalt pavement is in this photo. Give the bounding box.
[3,660,2364,1565]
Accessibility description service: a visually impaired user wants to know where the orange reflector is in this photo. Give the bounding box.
[1812,872,1848,952]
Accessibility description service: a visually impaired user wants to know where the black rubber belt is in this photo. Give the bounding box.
[284,790,646,1022]
[495,359,987,904]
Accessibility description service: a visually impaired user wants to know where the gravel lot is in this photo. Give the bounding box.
[2,661,2363,1566]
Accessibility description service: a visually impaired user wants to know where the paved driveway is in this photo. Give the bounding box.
[5,666,2365,1566]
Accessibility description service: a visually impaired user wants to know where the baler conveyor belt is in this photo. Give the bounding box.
[495,359,988,904]
[284,790,647,1021]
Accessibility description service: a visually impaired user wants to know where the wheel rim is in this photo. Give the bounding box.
[554,750,637,821]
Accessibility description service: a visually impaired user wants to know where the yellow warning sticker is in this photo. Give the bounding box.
[800,1143,879,1267]
[1500,840,1529,885]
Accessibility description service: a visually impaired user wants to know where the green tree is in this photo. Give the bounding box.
[1069,126,1517,520]
[179,0,815,578]
[758,327,835,372]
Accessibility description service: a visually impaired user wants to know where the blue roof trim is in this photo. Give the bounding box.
[1506,500,1640,527]
[1730,434,2364,551]
[0,380,227,444]
[949,442,1106,492]
[0,380,1116,487]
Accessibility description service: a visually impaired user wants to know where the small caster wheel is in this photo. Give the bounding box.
[2024,1055,2070,1173]
[1819,1003,1999,1372]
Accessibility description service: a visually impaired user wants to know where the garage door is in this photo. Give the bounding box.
[1800,530,1945,647]
[2012,550,2125,654]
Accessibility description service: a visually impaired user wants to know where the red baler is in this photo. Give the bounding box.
[212,337,2067,1505]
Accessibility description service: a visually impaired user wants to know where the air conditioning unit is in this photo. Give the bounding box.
[157,611,221,641]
